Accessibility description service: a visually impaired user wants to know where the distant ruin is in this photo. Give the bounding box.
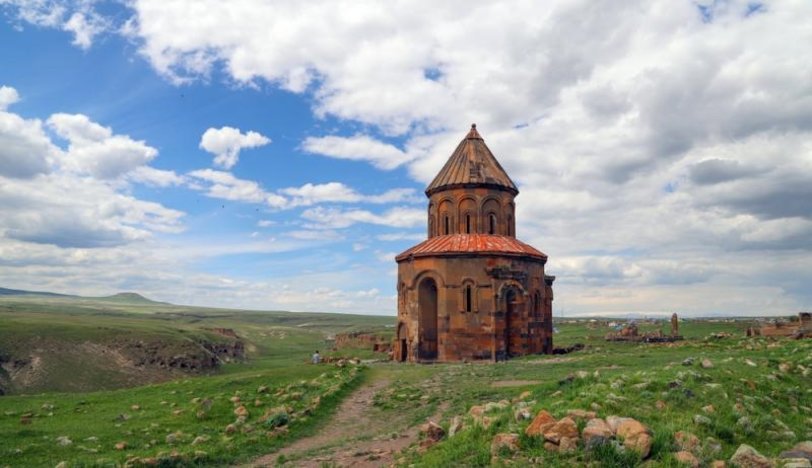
[746,312,811,339]
[605,314,684,343]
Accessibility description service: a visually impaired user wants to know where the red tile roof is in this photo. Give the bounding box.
[396,234,547,262]
[425,124,518,196]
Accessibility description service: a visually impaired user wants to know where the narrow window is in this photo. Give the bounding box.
[488,213,497,234]
[464,285,472,312]
[507,216,513,236]
[429,217,434,237]
[443,215,450,235]
[465,214,471,233]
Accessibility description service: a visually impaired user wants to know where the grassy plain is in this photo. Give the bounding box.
[1,294,810,467]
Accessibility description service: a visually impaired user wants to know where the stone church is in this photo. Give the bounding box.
[394,124,554,362]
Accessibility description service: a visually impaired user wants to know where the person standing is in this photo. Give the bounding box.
[311,350,321,364]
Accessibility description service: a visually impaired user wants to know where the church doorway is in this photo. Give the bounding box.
[418,278,438,360]
[504,288,523,357]
[396,322,408,362]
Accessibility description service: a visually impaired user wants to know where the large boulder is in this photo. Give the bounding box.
[543,417,579,444]
[582,418,613,450]
[525,410,557,437]
[781,442,812,462]
[491,433,520,455]
[730,444,773,468]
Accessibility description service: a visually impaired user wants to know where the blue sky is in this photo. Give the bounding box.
[1,0,811,316]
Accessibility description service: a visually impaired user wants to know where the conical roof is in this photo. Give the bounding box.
[425,124,518,196]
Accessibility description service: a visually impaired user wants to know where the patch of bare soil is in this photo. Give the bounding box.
[491,379,541,387]
[249,378,439,467]
[525,356,580,365]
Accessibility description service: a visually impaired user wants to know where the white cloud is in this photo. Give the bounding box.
[127,166,186,187]
[199,126,270,169]
[187,168,285,206]
[48,113,158,179]
[0,107,56,178]
[0,85,20,110]
[1,0,109,49]
[302,134,413,170]
[301,206,424,230]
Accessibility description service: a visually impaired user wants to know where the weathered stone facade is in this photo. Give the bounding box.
[394,125,554,362]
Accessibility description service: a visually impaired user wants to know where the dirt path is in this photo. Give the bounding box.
[248,377,431,467]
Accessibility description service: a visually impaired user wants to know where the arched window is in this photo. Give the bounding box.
[534,291,541,317]
[488,213,497,234]
[443,215,450,235]
[464,285,473,312]
[507,215,513,237]
[465,214,472,234]
[429,217,435,237]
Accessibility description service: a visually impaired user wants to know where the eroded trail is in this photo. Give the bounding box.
[249,376,425,467]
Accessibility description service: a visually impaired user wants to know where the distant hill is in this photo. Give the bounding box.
[95,292,167,304]
[0,287,166,304]
[0,287,72,298]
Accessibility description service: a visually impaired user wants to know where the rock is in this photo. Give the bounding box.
[420,421,445,443]
[710,461,726,468]
[583,418,613,450]
[56,436,72,447]
[781,460,811,468]
[257,385,269,394]
[576,370,590,379]
[131,405,141,411]
[192,435,210,445]
[779,363,792,373]
[55,462,68,468]
[625,433,653,458]
[229,396,241,404]
[617,418,650,440]
[675,450,701,467]
[705,437,723,456]
[234,406,249,417]
[543,417,579,444]
[730,444,773,468]
[469,405,485,418]
[165,433,179,445]
[567,409,597,420]
[114,441,127,450]
[515,408,531,421]
[701,359,714,369]
[656,400,667,410]
[607,415,632,434]
[559,436,579,453]
[525,410,557,437]
[683,358,695,366]
[517,390,532,401]
[703,405,716,414]
[745,359,757,367]
[693,414,712,425]
[675,431,701,454]
[449,416,463,437]
[551,390,563,397]
[491,433,520,455]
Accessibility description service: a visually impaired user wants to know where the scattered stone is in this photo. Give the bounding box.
[607,416,632,434]
[525,410,556,437]
[780,441,812,462]
[730,444,773,468]
[559,436,578,453]
[165,432,182,445]
[56,436,72,447]
[234,406,249,417]
[779,363,792,373]
[257,385,269,394]
[710,461,726,468]
[130,405,141,411]
[582,418,613,450]
[675,431,701,454]
[745,359,758,367]
[693,414,712,426]
[192,435,210,445]
[616,418,649,440]
[515,408,531,421]
[543,417,579,444]
[675,450,701,467]
[576,370,590,379]
[781,460,811,468]
[420,421,445,445]
[626,433,653,458]
[172,409,183,416]
[55,462,68,468]
[656,400,667,410]
[114,441,127,450]
[229,396,241,404]
[704,437,723,456]
[566,409,597,420]
[703,405,716,414]
[491,433,520,455]
[701,359,714,369]
[449,416,463,437]
[551,390,563,397]
[683,358,695,366]
[518,390,532,401]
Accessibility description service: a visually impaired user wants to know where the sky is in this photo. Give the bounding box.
[0,0,811,317]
